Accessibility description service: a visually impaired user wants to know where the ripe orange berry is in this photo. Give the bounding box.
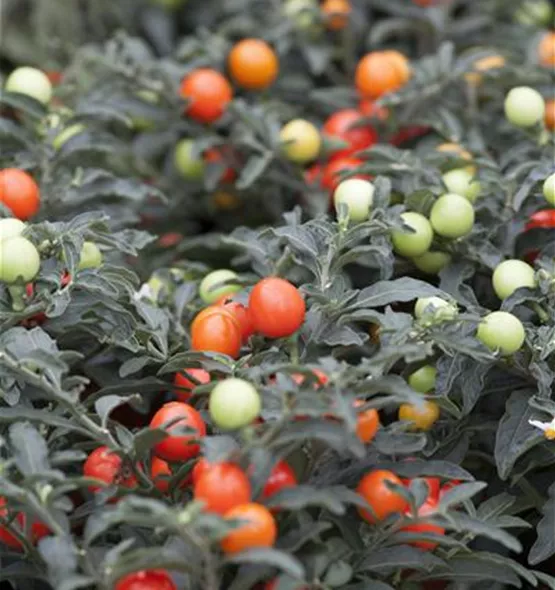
[228,39,279,91]
[357,469,408,523]
[321,0,352,30]
[355,51,411,99]
[538,31,555,68]
[179,69,232,124]
[381,50,411,85]
[545,98,555,131]
[355,405,380,444]
[221,503,277,554]
[0,168,40,220]
[190,306,242,358]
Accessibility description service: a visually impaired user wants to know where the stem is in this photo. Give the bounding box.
[0,350,115,448]
[531,302,549,324]
[288,333,300,365]
[8,285,26,312]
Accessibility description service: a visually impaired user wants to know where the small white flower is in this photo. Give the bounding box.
[134,283,154,302]
[529,418,555,440]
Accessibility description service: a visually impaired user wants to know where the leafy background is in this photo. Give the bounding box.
[1,0,555,589]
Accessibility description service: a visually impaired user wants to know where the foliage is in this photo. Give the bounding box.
[1,0,555,589]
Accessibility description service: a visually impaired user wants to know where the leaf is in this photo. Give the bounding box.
[0,562,43,581]
[202,435,240,463]
[133,428,169,457]
[0,408,89,436]
[317,322,365,347]
[437,482,487,510]
[0,117,36,147]
[265,486,369,514]
[382,460,474,482]
[445,514,522,553]
[38,536,79,588]
[95,395,135,429]
[271,225,319,261]
[9,422,50,475]
[476,493,516,521]
[105,546,194,584]
[529,481,555,565]
[276,521,333,552]
[467,552,537,587]
[0,91,47,119]
[159,351,234,375]
[534,571,555,590]
[439,260,481,309]
[424,553,521,586]
[495,390,544,480]
[357,545,446,572]
[276,419,365,457]
[352,277,446,309]
[373,428,427,455]
[225,548,305,580]
[236,153,273,189]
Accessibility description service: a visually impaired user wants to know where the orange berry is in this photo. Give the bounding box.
[228,39,279,90]
[321,0,351,30]
[0,168,40,220]
[179,69,232,123]
[539,31,555,68]
[545,98,555,131]
[221,503,277,554]
[381,50,411,84]
[355,51,411,99]
[355,405,380,443]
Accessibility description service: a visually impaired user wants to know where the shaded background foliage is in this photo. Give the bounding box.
[0,0,555,589]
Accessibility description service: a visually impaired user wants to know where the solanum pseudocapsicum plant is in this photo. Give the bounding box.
[1,0,555,589]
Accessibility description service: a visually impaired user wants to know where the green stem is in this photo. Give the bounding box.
[0,350,115,448]
[288,333,300,364]
[531,302,549,324]
[8,285,26,312]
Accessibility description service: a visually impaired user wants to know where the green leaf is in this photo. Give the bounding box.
[236,153,273,189]
[95,395,135,429]
[0,408,90,436]
[265,486,369,515]
[357,545,446,573]
[476,493,516,521]
[352,278,446,309]
[445,514,522,553]
[495,390,544,480]
[423,553,522,586]
[529,482,555,565]
[105,546,194,585]
[9,422,50,476]
[382,460,474,482]
[38,536,79,588]
[0,91,47,119]
[133,427,170,457]
[225,548,305,580]
[437,481,487,510]
[534,571,555,590]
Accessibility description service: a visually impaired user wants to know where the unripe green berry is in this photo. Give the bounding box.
[504,87,545,128]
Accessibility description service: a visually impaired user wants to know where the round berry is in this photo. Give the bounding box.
[504,86,545,128]
[477,311,525,355]
[430,193,474,239]
[333,178,374,222]
[391,212,433,257]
